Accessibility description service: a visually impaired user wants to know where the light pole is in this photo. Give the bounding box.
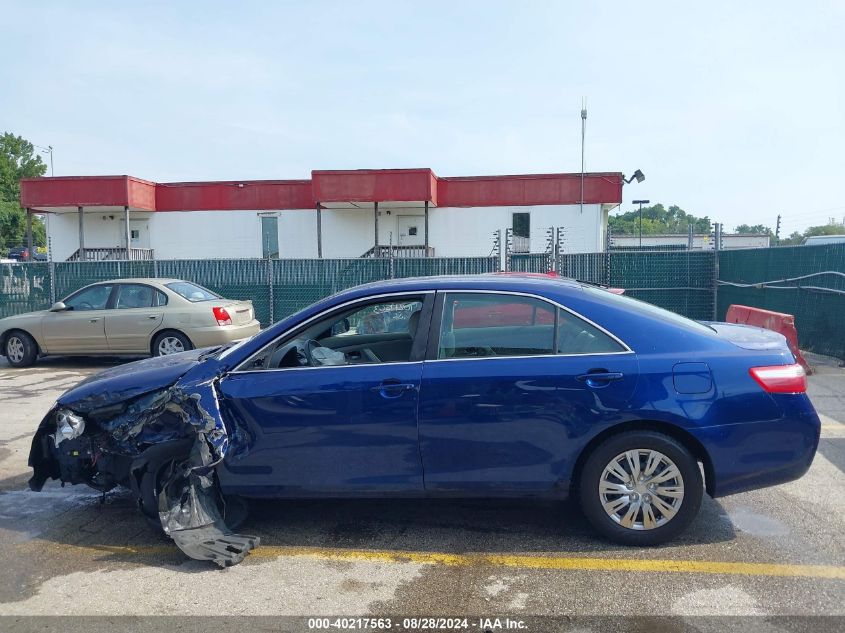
[633,199,650,247]
[35,145,54,176]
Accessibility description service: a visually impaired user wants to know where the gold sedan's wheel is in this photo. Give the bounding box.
[4,331,37,367]
[6,336,25,364]
[158,336,185,355]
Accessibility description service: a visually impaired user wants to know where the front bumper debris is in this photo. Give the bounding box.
[27,364,259,567]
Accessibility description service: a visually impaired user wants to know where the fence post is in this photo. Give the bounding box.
[488,230,502,272]
[504,228,513,272]
[267,257,275,324]
[544,227,554,272]
[49,260,56,305]
[712,223,721,320]
[153,257,159,278]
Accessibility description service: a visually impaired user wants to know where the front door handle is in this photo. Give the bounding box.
[576,370,624,388]
[89,318,100,323]
[370,381,416,399]
[147,315,160,319]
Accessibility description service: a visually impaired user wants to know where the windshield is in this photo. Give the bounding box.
[166,281,221,302]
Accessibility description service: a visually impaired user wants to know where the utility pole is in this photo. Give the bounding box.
[580,98,587,215]
[775,214,782,245]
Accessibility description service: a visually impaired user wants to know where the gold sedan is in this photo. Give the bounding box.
[0,278,260,367]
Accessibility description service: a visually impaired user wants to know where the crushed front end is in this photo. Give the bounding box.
[27,360,258,567]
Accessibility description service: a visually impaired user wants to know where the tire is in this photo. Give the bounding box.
[577,431,703,546]
[4,330,38,367]
[152,331,193,357]
[138,458,249,535]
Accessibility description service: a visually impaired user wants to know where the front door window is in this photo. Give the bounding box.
[243,296,427,370]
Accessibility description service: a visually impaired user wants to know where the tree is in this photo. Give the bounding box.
[778,221,845,246]
[0,132,48,252]
[734,224,773,236]
[1,132,46,202]
[609,203,711,235]
[780,231,804,246]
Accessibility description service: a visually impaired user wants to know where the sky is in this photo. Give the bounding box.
[1,0,843,236]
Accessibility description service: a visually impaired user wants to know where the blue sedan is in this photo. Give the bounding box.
[27,275,820,566]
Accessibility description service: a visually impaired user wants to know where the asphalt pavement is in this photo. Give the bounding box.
[0,353,843,627]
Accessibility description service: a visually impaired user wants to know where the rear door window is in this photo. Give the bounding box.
[438,293,555,358]
[556,309,626,354]
[115,284,155,309]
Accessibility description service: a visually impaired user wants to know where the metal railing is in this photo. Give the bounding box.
[361,245,435,258]
[66,247,155,262]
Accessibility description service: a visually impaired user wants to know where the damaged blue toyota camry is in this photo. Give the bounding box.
[27,275,820,566]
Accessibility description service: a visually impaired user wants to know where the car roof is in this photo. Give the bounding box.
[333,273,586,298]
[81,278,185,285]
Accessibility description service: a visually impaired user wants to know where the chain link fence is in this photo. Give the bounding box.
[717,244,845,359]
[5,247,843,359]
[0,262,52,319]
[0,256,498,327]
[558,250,716,320]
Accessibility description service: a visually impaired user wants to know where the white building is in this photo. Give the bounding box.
[20,169,624,261]
[611,233,771,250]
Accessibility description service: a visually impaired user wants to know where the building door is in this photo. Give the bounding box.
[261,215,279,258]
[398,215,425,246]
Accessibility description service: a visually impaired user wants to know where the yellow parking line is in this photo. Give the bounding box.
[39,543,845,579]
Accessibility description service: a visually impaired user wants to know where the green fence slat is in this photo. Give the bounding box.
[0,262,53,319]
[717,244,845,359]
[557,250,715,320]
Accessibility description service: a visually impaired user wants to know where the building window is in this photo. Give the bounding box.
[512,212,530,253]
[261,216,279,259]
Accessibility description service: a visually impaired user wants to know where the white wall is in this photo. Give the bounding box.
[149,211,264,259]
[429,204,604,256]
[319,208,376,258]
[49,211,146,261]
[47,204,607,261]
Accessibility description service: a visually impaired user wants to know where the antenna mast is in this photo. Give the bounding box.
[580,97,587,214]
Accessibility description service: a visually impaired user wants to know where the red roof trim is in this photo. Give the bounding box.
[20,169,623,211]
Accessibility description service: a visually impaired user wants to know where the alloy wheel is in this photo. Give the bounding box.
[598,449,685,530]
[158,336,185,356]
[6,336,25,364]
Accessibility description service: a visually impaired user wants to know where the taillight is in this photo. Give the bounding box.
[749,364,806,393]
[212,306,232,326]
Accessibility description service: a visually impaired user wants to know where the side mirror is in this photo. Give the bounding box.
[49,301,68,312]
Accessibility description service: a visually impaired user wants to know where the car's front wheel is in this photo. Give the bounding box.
[578,431,703,545]
[5,331,38,368]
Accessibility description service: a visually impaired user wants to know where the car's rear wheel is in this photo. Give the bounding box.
[578,431,702,545]
[152,331,192,357]
[5,331,38,367]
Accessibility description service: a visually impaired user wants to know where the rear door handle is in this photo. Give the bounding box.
[147,315,160,319]
[576,371,624,387]
[370,381,417,399]
[89,318,100,323]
